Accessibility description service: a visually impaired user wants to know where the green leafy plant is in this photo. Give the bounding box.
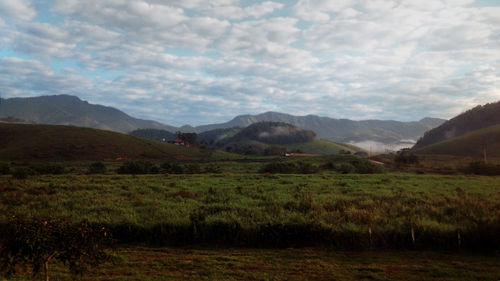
[0,217,112,281]
[88,162,106,174]
[117,161,159,174]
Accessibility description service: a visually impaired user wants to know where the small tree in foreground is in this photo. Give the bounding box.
[0,217,112,281]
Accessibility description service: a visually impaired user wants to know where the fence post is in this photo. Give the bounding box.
[411,226,415,245]
[368,226,372,249]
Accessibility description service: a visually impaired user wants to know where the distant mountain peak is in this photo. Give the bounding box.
[0,94,178,133]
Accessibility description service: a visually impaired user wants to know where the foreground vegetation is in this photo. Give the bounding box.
[5,246,500,280]
[1,155,499,280]
[1,170,499,250]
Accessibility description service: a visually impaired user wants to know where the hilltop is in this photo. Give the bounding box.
[0,95,177,133]
[414,123,500,158]
[194,112,445,151]
[413,100,500,149]
[216,122,362,155]
[0,95,445,151]
[0,123,229,161]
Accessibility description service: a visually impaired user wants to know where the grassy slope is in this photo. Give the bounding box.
[0,123,236,161]
[415,123,500,157]
[284,139,364,154]
[242,138,363,155]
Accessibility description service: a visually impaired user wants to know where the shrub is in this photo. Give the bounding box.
[88,162,106,174]
[350,159,382,174]
[354,151,369,157]
[0,163,10,175]
[117,161,159,174]
[260,161,297,173]
[204,164,222,173]
[161,162,184,174]
[0,217,111,280]
[12,167,30,179]
[394,149,419,165]
[296,161,319,174]
[463,161,500,176]
[184,164,201,174]
[30,164,66,175]
[260,161,319,174]
[336,163,355,174]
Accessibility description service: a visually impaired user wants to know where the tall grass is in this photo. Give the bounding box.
[1,173,499,250]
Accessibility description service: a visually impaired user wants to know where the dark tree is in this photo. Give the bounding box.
[395,148,419,164]
[176,131,198,145]
[0,217,112,281]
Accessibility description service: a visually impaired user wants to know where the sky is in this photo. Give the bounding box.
[0,0,499,126]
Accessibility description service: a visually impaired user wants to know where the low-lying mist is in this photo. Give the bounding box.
[349,140,415,153]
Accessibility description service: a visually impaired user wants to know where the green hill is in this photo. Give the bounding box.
[198,127,241,144]
[223,138,361,156]
[217,122,363,155]
[228,122,316,144]
[272,139,363,155]
[414,100,500,149]
[129,128,177,142]
[0,95,178,133]
[0,123,232,161]
[415,124,500,158]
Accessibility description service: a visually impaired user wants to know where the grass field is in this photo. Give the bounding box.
[1,156,499,280]
[1,171,499,249]
[5,247,500,280]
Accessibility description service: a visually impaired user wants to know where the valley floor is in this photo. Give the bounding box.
[1,162,499,280]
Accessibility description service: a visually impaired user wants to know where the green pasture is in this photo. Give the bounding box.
[1,172,499,249]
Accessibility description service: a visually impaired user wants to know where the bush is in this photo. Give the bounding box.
[117,161,159,174]
[463,161,500,176]
[88,162,107,174]
[30,164,66,175]
[204,164,222,173]
[260,161,319,174]
[0,217,111,280]
[336,163,355,174]
[260,161,297,173]
[395,149,419,165]
[184,164,201,174]
[12,167,30,179]
[296,161,319,174]
[161,162,184,174]
[0,163,10,175]
[350,159,383,174]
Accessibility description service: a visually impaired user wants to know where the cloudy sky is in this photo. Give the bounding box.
[0,0,499,126]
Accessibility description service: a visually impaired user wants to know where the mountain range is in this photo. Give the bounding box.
[0,95,445,151]
[192,112,444,151]
[0,95,177,133]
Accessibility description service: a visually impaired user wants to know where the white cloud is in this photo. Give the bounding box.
[0,57,92,97]
[199,1,284,20]
[0,0,499,126]
[0,0,36,21]
[4,22,77,60]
